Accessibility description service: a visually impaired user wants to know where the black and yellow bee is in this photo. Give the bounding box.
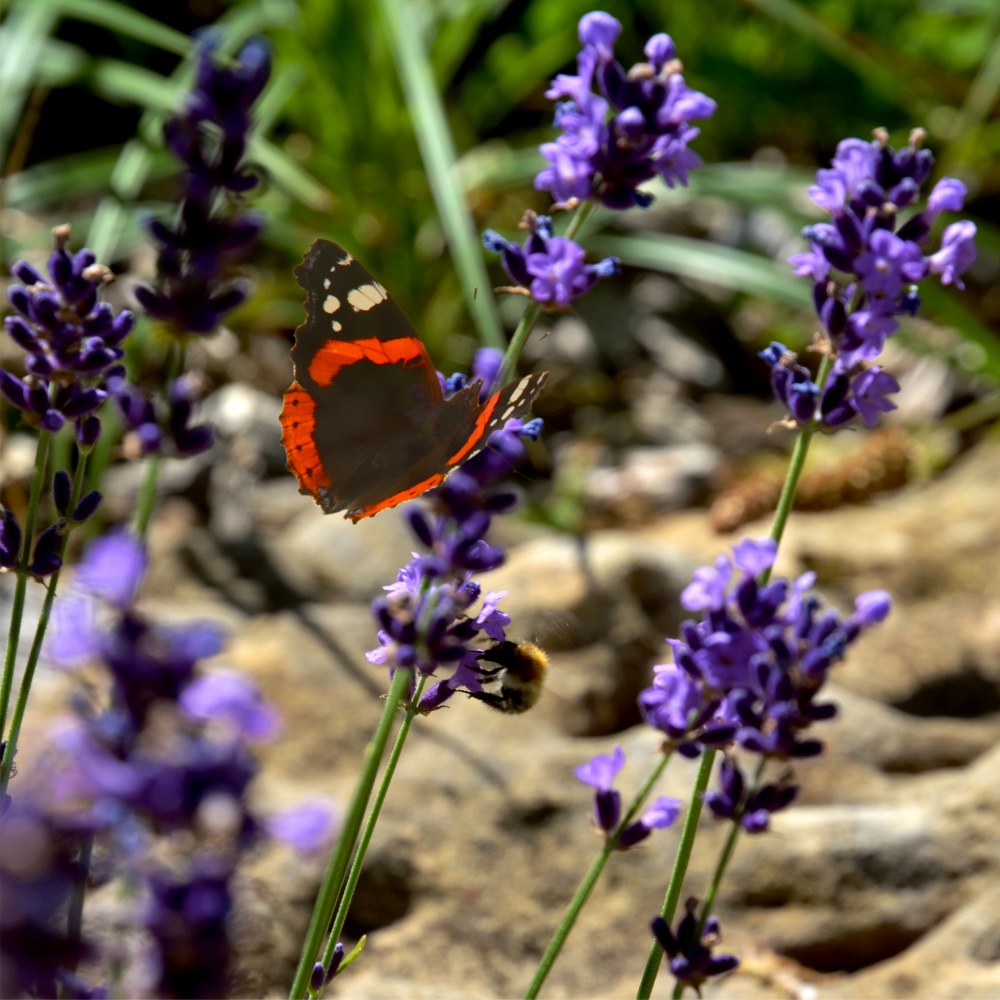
[466,639,550,715]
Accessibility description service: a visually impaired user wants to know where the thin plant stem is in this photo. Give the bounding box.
[525,749,672,999]
[636,747,717,1000]
[315,675,429,990]
[764,353,834,575]
[133,340,186,541]
[666,760,766,1000]
[0,452,90,797]
[288,666,413,1000]
[696,758,766,931]
[0,430,52,737]
[496,200,597,389]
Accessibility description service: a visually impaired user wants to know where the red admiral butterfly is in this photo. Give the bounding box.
[280,240,548,521]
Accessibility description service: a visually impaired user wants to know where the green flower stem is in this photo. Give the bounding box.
[496,200,597,389]
[0,452,90,797]
[133,454,162,541]
[664,761,766,1000]
[764,353,834,578]
[0,430,52,737]
[695,758,765,934]
[636,747,717,1000]
[133,340,186,541]
[288,665,413,1000]
[525,749,672,999]
[314,675,429,993]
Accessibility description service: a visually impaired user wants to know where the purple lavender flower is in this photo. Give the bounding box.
[367,349,545,713]
[265,801,338,854]
[535,12,716,209]
[134,36,270,336]
[617,795,681,849]
[0,507,22,570]
[776,128,977,431]
[926,220,978,290]
[50,532,225,727]
[703,756,798,833]
[575,745,625,832]
[0,804,98,998]
[111,372,214,459]
[483,211,619,306]
[639,539,890,766]
[180,671,281,741]
[2,226,133,447]
[576,746,680,845]
[36,529,283,995]
[144,858,233,998]
[651,898,739,992]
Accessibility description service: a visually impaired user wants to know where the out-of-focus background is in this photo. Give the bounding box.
[2,1,999,997]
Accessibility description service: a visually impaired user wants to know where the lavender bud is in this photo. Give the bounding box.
[52,470,72,515]
[72,491,102,523]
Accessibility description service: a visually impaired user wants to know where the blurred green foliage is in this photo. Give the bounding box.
[1,0,997,373]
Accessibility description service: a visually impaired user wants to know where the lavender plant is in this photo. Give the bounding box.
[125,34,270,536]
[1,29,276,999]
[0,531,316,997]
[1,228,131,799]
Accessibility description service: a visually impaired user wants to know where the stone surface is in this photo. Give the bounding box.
[15,437,1000,999]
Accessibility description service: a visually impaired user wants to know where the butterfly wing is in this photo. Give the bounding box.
[280,239,547,521]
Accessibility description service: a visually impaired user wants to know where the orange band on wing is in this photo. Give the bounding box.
[308,336,427,387]
[279,381,331,495]
[347,472,447,522]
[445,393,499,465]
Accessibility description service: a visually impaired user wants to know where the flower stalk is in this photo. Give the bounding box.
[288,665,414,1000]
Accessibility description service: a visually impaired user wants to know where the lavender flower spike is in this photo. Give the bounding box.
[536,12,716,209]
[134,35,271,335]
[772,128,978,432]
[3,225,133,447]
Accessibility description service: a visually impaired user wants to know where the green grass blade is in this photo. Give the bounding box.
[741,0,913,109]
[90,59,182,113]
[248,136,332,212]
[594,232,812,310]
[57,0,190,53]
[0,0,60,165]
[376,0,505,350]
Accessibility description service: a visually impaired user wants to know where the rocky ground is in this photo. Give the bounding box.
[12,406,1000,999]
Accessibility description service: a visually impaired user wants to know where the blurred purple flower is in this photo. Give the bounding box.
[134,36,270,336]
[179,671,281,741]
[265,801,338,853]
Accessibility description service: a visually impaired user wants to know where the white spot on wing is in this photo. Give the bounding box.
[323,278,331,289]
[337,251,354,266]
[332,321,342,332]
[347,283,389,312]
[323,295,341,314]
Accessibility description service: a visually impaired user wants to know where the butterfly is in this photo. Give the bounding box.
[280,240,548,521]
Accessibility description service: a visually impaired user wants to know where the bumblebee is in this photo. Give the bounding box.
[467,640,550,714]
